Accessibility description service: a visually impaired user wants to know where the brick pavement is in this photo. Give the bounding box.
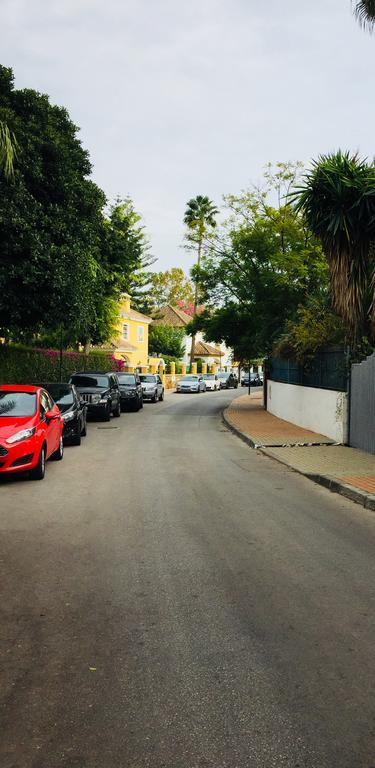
[224,393,375,510]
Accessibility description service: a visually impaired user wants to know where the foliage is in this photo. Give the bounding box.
[273,296,345,361]
[195,163,329,362]
[354,0,375,29]
[0,66,105,343]
[103,198,154,317]
[149,268,194,309]
[148,324,185,358]
[0,67,152,348]
[292,151,375,344]
[0,344,116,384]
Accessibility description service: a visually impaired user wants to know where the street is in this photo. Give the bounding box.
[1,390,375,768]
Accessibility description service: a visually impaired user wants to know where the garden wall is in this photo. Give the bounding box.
[267,379,348,443]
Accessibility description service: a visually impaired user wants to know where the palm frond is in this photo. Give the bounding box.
[0,121,18,179]
[353,0,375,30]
[292,151,375,341]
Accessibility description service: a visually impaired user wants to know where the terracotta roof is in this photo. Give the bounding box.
[194,341,223,357]
[152,304,192,327]
[120,308,152,324]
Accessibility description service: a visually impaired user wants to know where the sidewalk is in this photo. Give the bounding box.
[224,393,375,511]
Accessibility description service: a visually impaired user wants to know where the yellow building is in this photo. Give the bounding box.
[112,294,153,371]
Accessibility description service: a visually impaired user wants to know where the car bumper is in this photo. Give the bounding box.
[0,438,39,474]
[85,402,108,417]
[120,393,139,405]
[141,390,157,400]
[176,387,199,393]
[62,416,80,441]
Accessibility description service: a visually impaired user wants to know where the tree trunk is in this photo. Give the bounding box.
[189,237,202,369]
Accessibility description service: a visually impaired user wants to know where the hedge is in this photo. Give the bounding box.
[0,345,121,385]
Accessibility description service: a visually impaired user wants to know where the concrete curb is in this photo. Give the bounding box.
[223,407,375,512]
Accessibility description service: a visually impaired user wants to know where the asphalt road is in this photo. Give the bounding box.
[1,389,375,768]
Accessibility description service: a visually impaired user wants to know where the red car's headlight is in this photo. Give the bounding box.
[6,427,36,445]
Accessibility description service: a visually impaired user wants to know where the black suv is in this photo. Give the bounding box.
[69,372,121,421]
[117,372,143,412]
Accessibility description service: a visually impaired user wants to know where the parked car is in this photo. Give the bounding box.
[139,374,164,402]
[69,372,121,421]
[217,372,238,389]
[176,375,206,393]
[42,382,87,445]
[241,372,263,387]
[0,385,63,480]
[202,373,220,391]
[117,372,143,411]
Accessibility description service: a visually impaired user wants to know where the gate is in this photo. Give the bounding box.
[350,351,375,454]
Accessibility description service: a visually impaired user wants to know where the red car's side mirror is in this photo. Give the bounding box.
[45,409,59,421]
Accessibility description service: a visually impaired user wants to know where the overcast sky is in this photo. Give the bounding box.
[1,0,374,271]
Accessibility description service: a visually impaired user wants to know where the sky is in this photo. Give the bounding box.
[1,0,374,272]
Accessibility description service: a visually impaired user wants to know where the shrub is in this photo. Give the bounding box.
[0,344,117,384]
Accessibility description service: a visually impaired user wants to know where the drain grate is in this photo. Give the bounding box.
[97,426,119,430]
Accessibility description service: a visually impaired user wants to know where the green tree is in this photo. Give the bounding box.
[293,151,375,344]
[195,163,329,360]
[183,195,218,366]
[148,324,185,357]
[0,65,106,343]
[354,0,375,29]
[150,267,194,309]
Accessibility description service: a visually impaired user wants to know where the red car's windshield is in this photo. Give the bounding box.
[0,391,37,417]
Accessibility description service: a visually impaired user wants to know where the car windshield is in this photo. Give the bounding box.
[0,391,37,417]
[203,375,214,380]
[71,375,109,388]
[139,375,156,383]
[217,373,228,379]
[44,384,74,406]
[181,376,198,381]
[117,374,136,385]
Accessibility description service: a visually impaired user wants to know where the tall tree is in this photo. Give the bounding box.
[0,65,106,342]
[194,163,329,360]
[354,0,375,30]
[293,151,375,344]
[150,267,194,310]
[183,195,218,366]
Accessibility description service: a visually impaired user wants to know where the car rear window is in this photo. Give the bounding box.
[139,375,156,383]
[0,391,37,417]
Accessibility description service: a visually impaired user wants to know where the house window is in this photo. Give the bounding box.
[123,324,129,340]
[138,326,144,342]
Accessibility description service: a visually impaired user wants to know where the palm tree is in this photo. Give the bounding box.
[354,0,375,30]
[293,151,375,343]
[184,195,218,367]
[0,121,17,179]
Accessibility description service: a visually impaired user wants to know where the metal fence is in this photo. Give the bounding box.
[350,351,375,454]
[268,349,348,392]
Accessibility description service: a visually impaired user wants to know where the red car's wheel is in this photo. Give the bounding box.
[30,445,46,480]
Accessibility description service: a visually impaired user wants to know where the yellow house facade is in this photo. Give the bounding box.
[112,294,153,371]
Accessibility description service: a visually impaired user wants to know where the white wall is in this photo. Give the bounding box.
[267,380,348,443]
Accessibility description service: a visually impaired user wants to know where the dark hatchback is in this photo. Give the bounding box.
[69,372,121,421]
[43,382,87,445]
[117,372,143,412]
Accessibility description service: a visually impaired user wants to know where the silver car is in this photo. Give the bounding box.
[176,375,206,393]
[139,374,164,403]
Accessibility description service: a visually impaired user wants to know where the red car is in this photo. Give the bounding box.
[0,385,64,480]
